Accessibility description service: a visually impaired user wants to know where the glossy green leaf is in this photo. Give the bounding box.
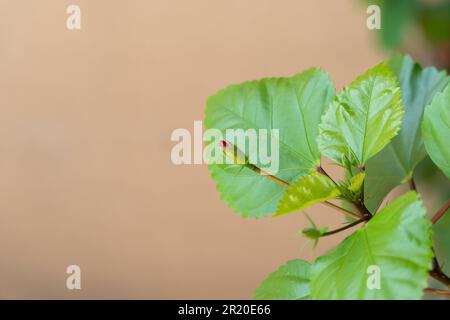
[205,69,335,218]
[253,259,311,300]
[422,84,450,178]
[310,192,433,299]
[317,63,404,167]
[365,55,450,212]
[275,172,340,217]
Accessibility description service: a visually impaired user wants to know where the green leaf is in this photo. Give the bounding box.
[433,209,450,277]
[347,172,365,193]
[317,63,404,167]
[205,69,335,218]
[415,156,450,276]
[365,55,450,212]
[299,212,328,248]
[310,192,433,299]
[275,172,340,217]
[422,84,450,179]
[253,259,311,300]
[301,227,327,240]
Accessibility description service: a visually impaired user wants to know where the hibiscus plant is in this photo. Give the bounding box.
[204,55,450,299]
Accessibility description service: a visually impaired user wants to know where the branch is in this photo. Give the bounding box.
[321,216,369,237]
[322,201,362,220]
[319,164,370,217]
[317,166,366,219]
[317,165,336,184]
[431,199,450,224]
[407,178,417,191]
[248,164,290,187]
[430,257,450,289]
[218,141,366,221]
[353,201,372,217]
[247,164,361,220]
[424,288,450,297]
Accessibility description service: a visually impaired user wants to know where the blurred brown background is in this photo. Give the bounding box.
[0,0,385,299]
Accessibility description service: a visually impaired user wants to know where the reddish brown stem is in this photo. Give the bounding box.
[407,178,417,191]
[431,199,450,224]
[322,201,362,220]
[317,165,335,183]
[424,288,450,297]
[430,257,450,289]
[321,216,369,237]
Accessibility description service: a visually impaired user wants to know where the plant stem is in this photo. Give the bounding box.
[254,165,450,290]
[248,164,291,187]
[321,216,369,237]
[430,257,450,289]
[330,164,370,217]
[323,201,362,220]
[407,177,417,191]
[317,165,336,184]
[317,165,367,219]
[244,153,450,295]
[353,201,371,217]
[247,164,361,220]
[341,199,365,216]
[424,288,450,297]
[431,199,450,224]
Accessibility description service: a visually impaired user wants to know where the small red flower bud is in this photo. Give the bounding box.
[218,140,248,165]
[219,140,229,148]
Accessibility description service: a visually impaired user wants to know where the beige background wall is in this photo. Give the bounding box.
[0,0,384,299]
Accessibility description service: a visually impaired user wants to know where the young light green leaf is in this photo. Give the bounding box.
[422,84,450,179]
[275,172,340,217]
[310,192,433,300]
[299,212,328,248]
[301,227,328,249]
[347,172,365,193]
[365,55,450,212]
[301,227,327,240]
[206,69,335,218]
[253,259,311,300]
[317,63,404,167]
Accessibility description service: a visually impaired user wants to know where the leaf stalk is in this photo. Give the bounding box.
[431,199,450,224]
